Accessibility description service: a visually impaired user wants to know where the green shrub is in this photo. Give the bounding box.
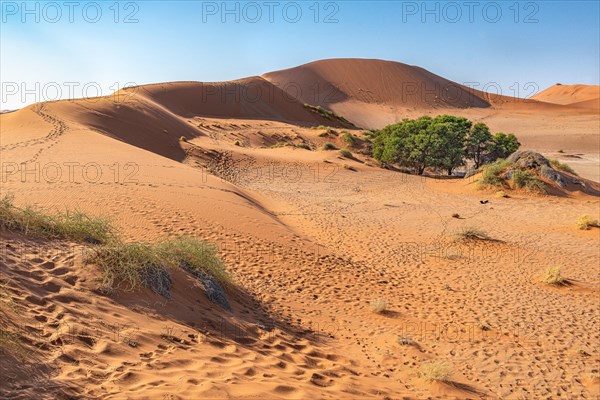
[550,159,577,175]
[512,170,545,193]
[322,142,338,151]
[342,132,357,147]
[296,142,311,150]
[340,149,352,158]
[477,159,513,189]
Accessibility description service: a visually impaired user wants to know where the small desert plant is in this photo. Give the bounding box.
[342,132,357,147]
[0,194,114,244]
[370,298,388,314]
[179,136,187,142]
[512,170,545,193]
[476,320,491,331]
[451,213,460,219]
[340,149,352,158]
[318,132,329,137]
[496,190,509,198]
[322,142,338,151]
[396,336,413,346]
[477,160,513,189]
[87,236,230,295]
[539,266,565,285]
[455,227,490,241]
[550,159,577,174]
[343,164,357,171]
[156,236,230,287]
[233,140,241,146]
[87,241,170,295]
[296,142,310,150]
[577,215,599,230]
[419,360,453,382]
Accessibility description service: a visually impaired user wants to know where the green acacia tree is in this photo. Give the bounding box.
[465,122,493,169]
[430,115,472,175]
[372,115,519,175]
[488,132,520,160]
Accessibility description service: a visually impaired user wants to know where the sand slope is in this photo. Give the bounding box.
[532,84,600,106]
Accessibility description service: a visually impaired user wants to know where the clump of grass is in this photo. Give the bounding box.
[296,142,310,150]
[304,104,354,126]
[550,159,577,175]
[340,149,352,158]
[369,298,388,314]
[451,213,460,219]
[577,215,599,230]
[455,227,490,241]
[539,266,565,285]
[0,194,114,244]
[179,136,187,142]
[496,190,509,198]
[86,241,170,295]
[477,160,513,189]
[0,194,230,297]
[233,140,241,146]
[343,164,357,171]
[512,170,545,193]
[322,142,338,151]
[156,236,230,287]
[342,132,357,147]
[419,360,453,382]
[87,236,230,295]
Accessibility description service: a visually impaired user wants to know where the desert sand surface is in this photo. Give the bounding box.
[1,59,599,399]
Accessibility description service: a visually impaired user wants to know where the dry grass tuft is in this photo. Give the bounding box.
[455,227,491,241]
[577,215,599,230]
[539,266,565,286]
[369,298,388,314]
[419,360,453,382]
[0,194,114,244]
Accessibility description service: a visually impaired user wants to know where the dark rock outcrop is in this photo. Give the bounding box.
[507,151,551,169]
[506,151,567,187]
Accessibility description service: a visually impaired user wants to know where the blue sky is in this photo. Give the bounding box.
[1,1,599,109]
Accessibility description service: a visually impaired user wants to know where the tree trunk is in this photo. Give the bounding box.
[447,168,453,176]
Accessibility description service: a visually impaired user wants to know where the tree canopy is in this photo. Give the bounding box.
[372,115,520,175]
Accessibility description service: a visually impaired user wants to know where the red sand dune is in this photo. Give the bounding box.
[532,84,600,105]
[262,58,492,110]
